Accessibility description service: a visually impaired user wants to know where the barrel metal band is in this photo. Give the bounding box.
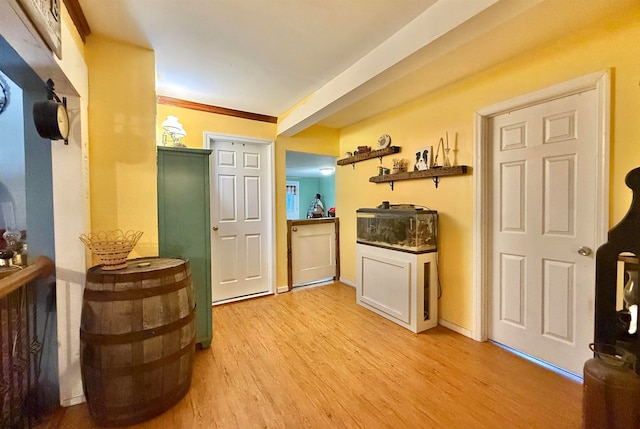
[80,309,196,345]
[87,337,196,377]
[86,258,189,283]
[83,275,191,302]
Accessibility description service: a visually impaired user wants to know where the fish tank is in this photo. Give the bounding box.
[356,206,438,253]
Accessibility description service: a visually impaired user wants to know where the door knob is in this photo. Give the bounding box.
[212,226,218,231]
[292,227,297,232]
[577,246,592,256]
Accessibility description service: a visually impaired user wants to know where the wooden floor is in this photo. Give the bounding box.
[39,282,583,428]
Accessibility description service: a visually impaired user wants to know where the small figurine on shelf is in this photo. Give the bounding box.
[443,131,452,167]
[434,132,453,168]
[392,158,408,174]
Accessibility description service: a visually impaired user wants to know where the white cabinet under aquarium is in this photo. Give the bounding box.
[355,207,438,333]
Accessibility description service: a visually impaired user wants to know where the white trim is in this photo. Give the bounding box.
[277,285,289,294]
[212,291,273,306]
[203,132,276,302]
[438,319,473,338]
[339,277,356,288]
[473,71,611,342]
[269,141,277,297]
[203,131,274,147]
[472,109,490,341]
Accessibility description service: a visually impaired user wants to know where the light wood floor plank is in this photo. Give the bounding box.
[38,282,582,428]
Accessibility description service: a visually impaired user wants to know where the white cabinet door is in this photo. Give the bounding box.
[356,244,438,333]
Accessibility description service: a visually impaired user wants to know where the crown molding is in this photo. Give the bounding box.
[157,96,277,124]
[63,0,91,42]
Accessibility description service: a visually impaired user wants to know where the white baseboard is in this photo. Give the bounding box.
[276,285,289,294]
[213,291,273,306]
[438,318,473,339]
[338,277,356,288]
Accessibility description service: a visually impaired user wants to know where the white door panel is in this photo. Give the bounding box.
[209,138,272,302]
[244,177,261,220]
[489,90,597,376]
[291,222,336,286]
[245,234,262,279]
[500,253,525,327]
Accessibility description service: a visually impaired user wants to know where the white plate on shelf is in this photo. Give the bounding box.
[377,134,391,149]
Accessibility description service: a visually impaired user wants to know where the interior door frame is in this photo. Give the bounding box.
[472,71,611,341]
[204,131,276,303]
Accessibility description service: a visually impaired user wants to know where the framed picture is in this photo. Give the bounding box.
[413,146,432,171]
[285,181,299,220]
[16,0,62,58]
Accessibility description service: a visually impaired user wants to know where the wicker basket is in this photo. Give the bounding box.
[79,230,143,270]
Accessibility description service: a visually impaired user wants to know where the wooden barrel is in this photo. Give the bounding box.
[80,257,196,427]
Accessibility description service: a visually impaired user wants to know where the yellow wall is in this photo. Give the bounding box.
[156,104,277,148]
[337,5,640,331]
[275,126,340,287]
[86,36,158,257]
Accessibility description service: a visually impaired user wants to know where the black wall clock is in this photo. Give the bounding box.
[33,99,69,141]
[32,79,69,143]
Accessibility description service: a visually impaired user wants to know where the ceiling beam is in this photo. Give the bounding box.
[276,0,543,136]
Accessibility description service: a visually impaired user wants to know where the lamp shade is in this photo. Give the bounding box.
[161,115,186,138]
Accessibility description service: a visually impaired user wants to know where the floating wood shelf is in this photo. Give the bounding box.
[337,146,400,166]
[369,165,469,190]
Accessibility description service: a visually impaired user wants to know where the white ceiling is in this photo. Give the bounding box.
[77,0,436,117]
[286,151,336,178]
[75,0,635,136]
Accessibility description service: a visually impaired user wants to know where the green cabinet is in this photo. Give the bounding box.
[157,146,212,348]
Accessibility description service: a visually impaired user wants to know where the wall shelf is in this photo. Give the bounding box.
[337,146,400,168]
[369,165,469,190]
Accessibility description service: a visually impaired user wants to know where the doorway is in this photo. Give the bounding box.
[285,151,336,219]
[285,151,338,289]
[473,72,610,376]
[205,132,275,304]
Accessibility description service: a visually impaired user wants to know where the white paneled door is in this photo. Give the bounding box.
[209,137,272,303]
[489,89,598,376]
